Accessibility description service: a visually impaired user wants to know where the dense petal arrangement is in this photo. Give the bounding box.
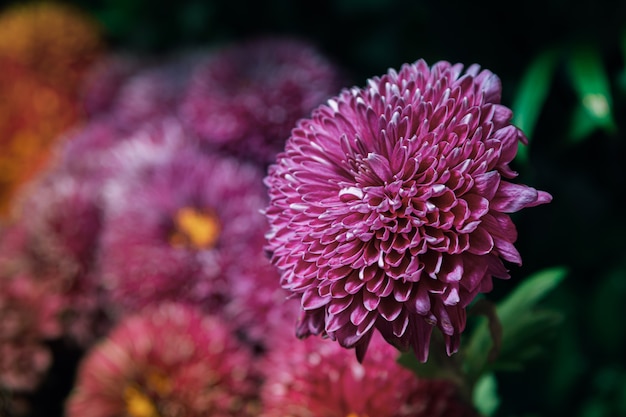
[264,59,552,361]
[179,36,346,165]
[224,235,301,349]
[96,123,271,316]
[65,302,259,417]
[260,331,477,417]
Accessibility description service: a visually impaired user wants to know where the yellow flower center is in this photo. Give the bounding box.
[123,370,171,417]
[124,385,160,417]
[169,206,221,249]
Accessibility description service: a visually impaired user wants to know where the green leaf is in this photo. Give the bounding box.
[496,266,567,324]
[566,44,616,141]
[472,373,500,416]
[462,267,567,385]
[511,49,559,165]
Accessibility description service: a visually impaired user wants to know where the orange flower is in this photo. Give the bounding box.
[0,2,104,218]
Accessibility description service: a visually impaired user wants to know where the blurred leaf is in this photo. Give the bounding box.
[566,44,616,141]
[512,48,559,165]
[496,266,567,324]
[472,373,500,416]
[569,102,601,141]
[463,267,567,386]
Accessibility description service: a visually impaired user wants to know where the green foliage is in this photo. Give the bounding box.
[473,373,500,417]
[566,44,617,141]
[512,49,559,165]
[462,267,567,386]
[398,267,567,415]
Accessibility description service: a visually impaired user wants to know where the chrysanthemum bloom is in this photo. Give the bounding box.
[65,302,259,417]
[96,124,271,317]
[107,51,202,131]
[264,59,552,362]
[0,2,102,217]
[0,58,80,218]
[260,331,477,417]
[0,1,103,94]
[179,36,346,165]
[12,168,109,347]
[223,232,301,349]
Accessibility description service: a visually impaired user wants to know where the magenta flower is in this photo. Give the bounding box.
[179,36,346,165]
[10,167,109,347]
[264,59,552,362]
[96,126,271,317]
[260,331,477,417]
[65,302,259,417]
[223,234,301,349]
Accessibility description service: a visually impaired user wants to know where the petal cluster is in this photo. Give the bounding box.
[96,122,272,317]
[260,332,477,417]
[179,36,346,164]
[264,59,552,361]
[65,302,260,417]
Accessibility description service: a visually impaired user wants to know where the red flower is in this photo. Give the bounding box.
[65,303,260,417]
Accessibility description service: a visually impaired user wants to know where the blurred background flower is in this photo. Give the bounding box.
[260,331,478,417]
[0,1,103,218]
[65,302,260,417]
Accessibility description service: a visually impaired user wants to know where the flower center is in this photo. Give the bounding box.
[169,206,221,249]
[123,370,171,417]
[124,385,160,417]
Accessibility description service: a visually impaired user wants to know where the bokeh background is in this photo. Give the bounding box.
[2,0,626,416]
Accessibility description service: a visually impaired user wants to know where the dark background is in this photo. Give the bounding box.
[5,0,626,416]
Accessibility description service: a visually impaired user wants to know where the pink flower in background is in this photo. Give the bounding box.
[65,302,259,417]
[224,231,300,350]
[9,167,109,348]
[264,59,552,362]
[96,124,270,317]
[0,224,64,393]
[260,331,477,417]
[80,53,146,117]
[179,36,346,165]
[107,51,200,130]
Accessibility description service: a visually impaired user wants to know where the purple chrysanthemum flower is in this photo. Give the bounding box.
[260,331,477,417]
[179,36,346,165]
[106,51,200,131]
[65,302,260,417]
[96,124,271,317]
[264,59,552,362]
[224,233,301,349]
